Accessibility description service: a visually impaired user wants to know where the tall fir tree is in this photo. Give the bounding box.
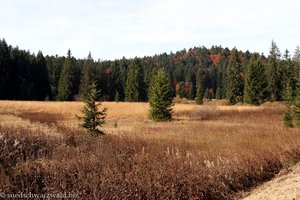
[57,49,74,101]
[293,82,300,127]
[188,82,195,99]
[204,88,210,99]
[125,58,146,102]
[0,39,12,99]
[108,61,124,101]
[33,51,51,100]
[281,50,295,102]
[226,48,244,104]
[216,87,221,100]
[195,68,203,104]
[244,54,268,105]
[293,45,300,63]
[149,69,173,121]
[266,40,281,101]
[79,52,93,99]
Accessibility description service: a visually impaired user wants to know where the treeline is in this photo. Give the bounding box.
[0,38,299,105]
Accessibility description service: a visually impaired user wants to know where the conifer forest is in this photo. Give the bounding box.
[1,38,299,105]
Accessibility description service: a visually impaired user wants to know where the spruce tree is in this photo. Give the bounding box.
[77,81,107,136]
[293,45,300,62]
[226,48,244,104]
[0,39,12,99]
[216,87,221,100]
[195,83,203,104]
[34,51,51,100]
[114,91,120,102]
[57,49,74,101]
[125,58,146,102]
[281,50,295,102]
[188,82,195,99]
[291,80,300,127]
[195,69,203,104]
[244,54,268,105]
[283,78,300,128]
[266,40,281,101]
[204,88,210,100]
[79,52,93,99]
[149,69,173,121]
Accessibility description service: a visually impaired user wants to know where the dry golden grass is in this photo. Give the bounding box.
[0,100,298,199]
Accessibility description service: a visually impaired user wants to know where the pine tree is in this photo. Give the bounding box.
[281,50,296,102]
[204,88,210,99]
[195,83,203,104]
[216,87,221,99]
[282,79,293,102]
[108,61,124,101]
[79,52,93,99]
[114,91,120,102]
[244,54,268,105]
[283,77,300,128]
[77,81,107,136]
[34,51,51,100]
[226,48,244,104]
[282,104,294,127]
[149,69,173,121]
[125,58,146,102]
[267,40,281,101]
[188,82,195,99]
[291,80,300,127]
[57,49,74,101]
[195,69,203,104]
[293,45,300,62]
[0,39,12,99]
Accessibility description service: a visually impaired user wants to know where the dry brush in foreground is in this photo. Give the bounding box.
[0,101,299,199]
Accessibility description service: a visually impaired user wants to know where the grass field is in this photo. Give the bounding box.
[0,100,299,199]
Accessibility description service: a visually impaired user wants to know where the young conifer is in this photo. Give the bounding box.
[226,48,244,104]
[57,49,74,101]
[195,82,203,104]
[244,54,268,105]
[77,81,107,136]
[195,69,203,104]
[149,69,173,121]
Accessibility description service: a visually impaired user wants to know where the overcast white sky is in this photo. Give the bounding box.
[1,0,299,60]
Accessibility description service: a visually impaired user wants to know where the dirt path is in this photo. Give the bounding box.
[242,163,300,200]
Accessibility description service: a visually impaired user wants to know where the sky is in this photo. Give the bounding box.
[1,0,299,60]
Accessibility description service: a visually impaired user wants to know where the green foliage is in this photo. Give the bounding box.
[204,88,210,99]
[267,41,281,101]
[79,52,93,99]
[195,69,203,104]
[33,51,51,100]
[195,83,203,104]
[0,39,13,99]
[77,81,107,136]
[57,49,74,101]
[283,103,294,127]
[226,49,244,104]
[188,82,195,99]
[216,87,221,100]
[2,38,300,107]
[176,82,186,98]
[149,69,173,121]
[244,54,268,105]
[114,91,120,102]
[282,80,293,102]
[125,58,146,102]
[283,77,300,128]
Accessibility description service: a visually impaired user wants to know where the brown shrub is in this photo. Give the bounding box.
[1,102,300,199]
[174,105,221,120]
[17,111,63,125]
